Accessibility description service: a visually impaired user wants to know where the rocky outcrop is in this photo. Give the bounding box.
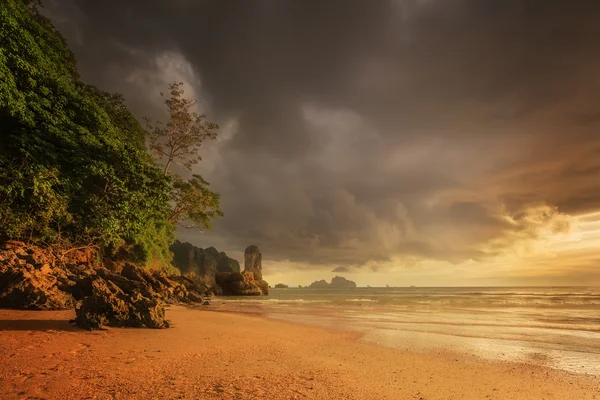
[171,241,240,292]
[0,261,75,310]
[0,241,208,330]
[307,279,330,289]
[72,265,207,330]
[215,245,269,296]
[171,242,269,296]
[331,276,357,288]
[244,245,263,280]
[74,270,170,330]
[204,246,241,273]
[274,283,289,288]
[308,276,356,289]
[172,241,216,289]
[0,242,76,310]
[216,271,269,296]
[1,240,272,329]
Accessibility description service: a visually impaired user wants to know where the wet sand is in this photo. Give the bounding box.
[0,305,598,400]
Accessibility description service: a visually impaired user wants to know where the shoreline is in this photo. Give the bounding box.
[1,305,598,399]
[205,294,600,377]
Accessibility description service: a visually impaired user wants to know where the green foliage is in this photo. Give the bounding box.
[0,163,70,241]
[124,218,177,274]
[0,0,173,268]
[0,0,224,271]
[169,175,223,230]
[84,85,147,150]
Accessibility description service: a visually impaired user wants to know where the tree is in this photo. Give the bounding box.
[145,82,223,231]
[0,0,173,269]
[169,175,223,230]
[146,82,219,177]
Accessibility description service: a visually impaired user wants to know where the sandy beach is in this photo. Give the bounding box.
[0,306,598,400]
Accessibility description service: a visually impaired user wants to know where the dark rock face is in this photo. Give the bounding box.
[215,245,269,296]
[71,267,207,329]
[0,241,208,330]
[216,254,241,274]
[274,283,289,288]
[172,243,269,296]
[330,276,357,288]
[308,276,357,289]
[215,271,270,296]
[0,242,75,310]
[171,241,240,290]
[0,262,75,310]
[244,245,262,280]
[171,241,216,288]
[203,246,241,273]
[74,268,173,330]
[308,279,330,289]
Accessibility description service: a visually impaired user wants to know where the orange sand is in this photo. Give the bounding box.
[0,305,598,399]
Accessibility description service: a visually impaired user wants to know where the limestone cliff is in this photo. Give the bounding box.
[171,241,240,292]
[215,245,270,296]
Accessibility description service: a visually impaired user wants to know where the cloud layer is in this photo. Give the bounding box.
[44,0,600,284]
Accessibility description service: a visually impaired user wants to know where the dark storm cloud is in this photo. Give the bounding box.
[332,266,351,273]
[44,0,600,269]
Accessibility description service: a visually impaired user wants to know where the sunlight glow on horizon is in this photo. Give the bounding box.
[263,210,600,287]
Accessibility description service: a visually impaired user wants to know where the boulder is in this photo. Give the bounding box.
[74,277,169,330]
[72,266,208,329]
[120,263,204,304]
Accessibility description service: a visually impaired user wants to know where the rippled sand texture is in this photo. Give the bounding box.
[1,305,598,399]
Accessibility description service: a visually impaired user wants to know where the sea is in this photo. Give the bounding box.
[207,286,600,375]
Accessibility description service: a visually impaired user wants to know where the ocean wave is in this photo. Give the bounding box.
[216,298,331,304]
[346,298,379,302]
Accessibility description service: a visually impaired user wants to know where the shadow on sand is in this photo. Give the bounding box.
[0,319,79,332]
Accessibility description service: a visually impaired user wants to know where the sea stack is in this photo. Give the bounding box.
[215,245,270,296]
[244,245,263,280]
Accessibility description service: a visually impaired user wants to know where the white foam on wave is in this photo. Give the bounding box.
[346,298,379,302]
[216,298,331,304]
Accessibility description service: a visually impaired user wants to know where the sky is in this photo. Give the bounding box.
[44,0,600,287]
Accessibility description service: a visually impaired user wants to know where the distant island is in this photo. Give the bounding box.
[274,283,289,289]
[308,276,356,289]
